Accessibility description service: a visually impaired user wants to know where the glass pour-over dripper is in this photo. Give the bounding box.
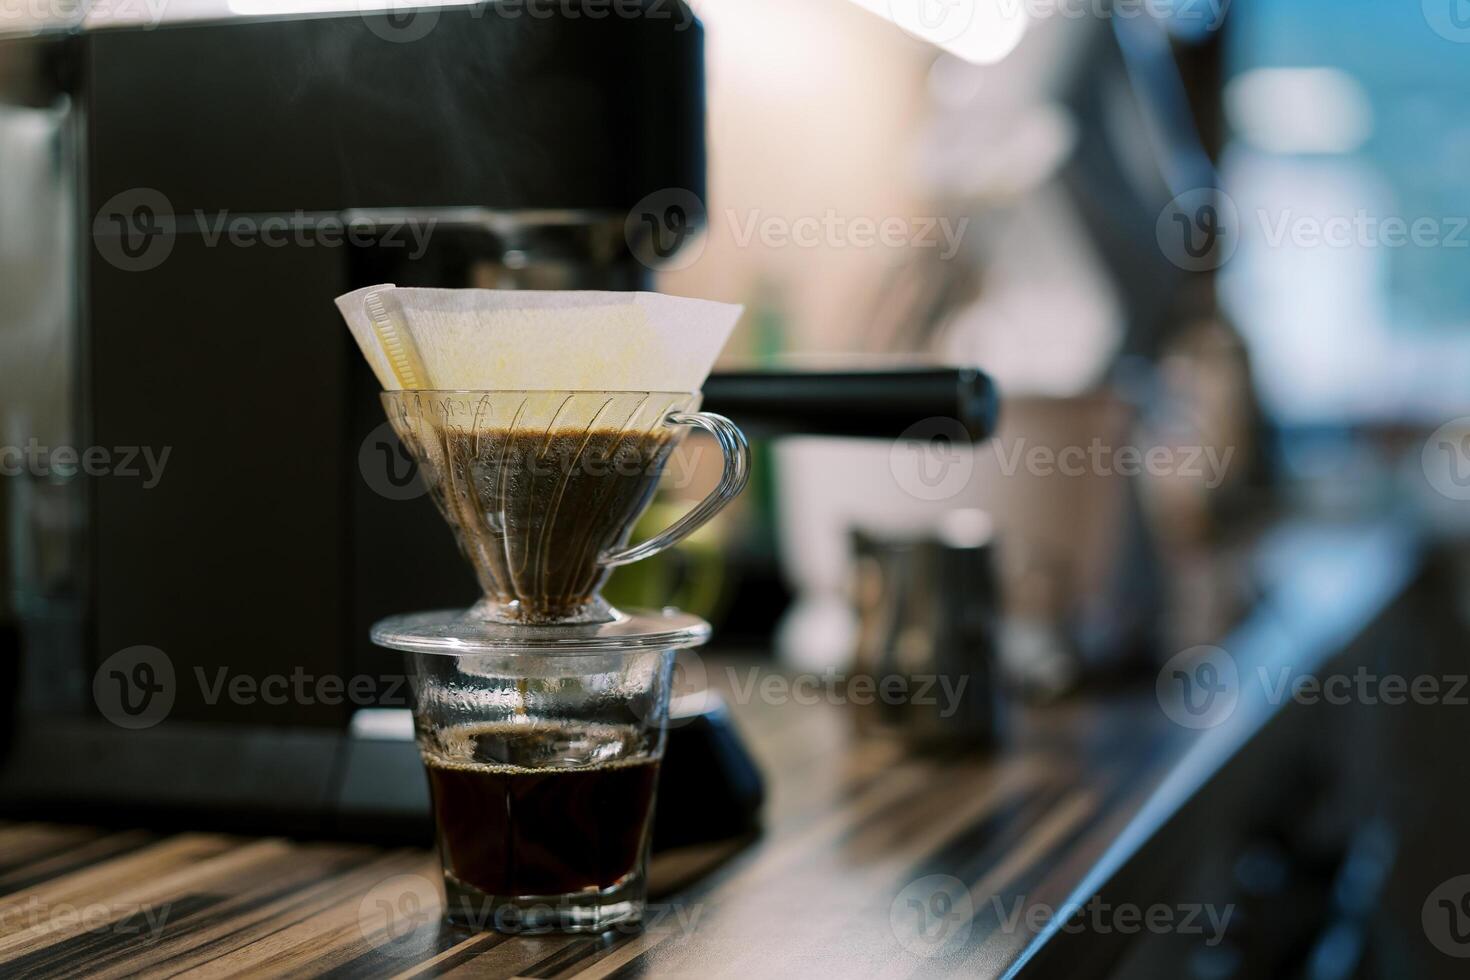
[375,389,749,637]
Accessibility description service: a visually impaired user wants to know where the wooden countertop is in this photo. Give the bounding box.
[0,692,1172,979]
[0,522,1419,979]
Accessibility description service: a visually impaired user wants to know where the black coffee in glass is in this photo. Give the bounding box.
[424,722,660,905]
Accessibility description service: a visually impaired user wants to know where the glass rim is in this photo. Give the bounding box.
[371,607,711,656]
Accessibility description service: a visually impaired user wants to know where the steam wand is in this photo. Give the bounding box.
[700,366,999,441]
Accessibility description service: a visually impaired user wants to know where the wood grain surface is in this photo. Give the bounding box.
[0,679,1179,980]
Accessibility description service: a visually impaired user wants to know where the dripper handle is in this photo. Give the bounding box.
[599,412,751,569]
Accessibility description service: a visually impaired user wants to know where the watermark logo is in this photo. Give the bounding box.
[891,417,975,502]
[357,873,442,951]
[1424,875,1470,957]
[1422,417,1470,501]
[1156,645,1238,729]
[93,188,176,273]
[359,0,441,43]
[888,0,979,45]
[891,874,974,958]
[626,187,708,271]
[1424,0,1470,43]
[359,421,427,501]
[93,646,175,730]
[1157,188,1239,272]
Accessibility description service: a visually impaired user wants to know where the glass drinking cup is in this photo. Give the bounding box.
[403,642,684,933]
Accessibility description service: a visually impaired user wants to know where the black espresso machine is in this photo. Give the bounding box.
[0,3,995,840]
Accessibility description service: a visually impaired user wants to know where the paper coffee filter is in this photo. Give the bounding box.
[335,285,743,393]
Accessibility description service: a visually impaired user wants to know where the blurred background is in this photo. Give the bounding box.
[654,0,1470,665]
[3,0,1470,976]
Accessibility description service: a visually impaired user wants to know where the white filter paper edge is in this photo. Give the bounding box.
[335,285,743,392]
[335,285,401,390]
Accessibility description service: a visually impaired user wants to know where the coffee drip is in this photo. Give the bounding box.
[385,390,704,625]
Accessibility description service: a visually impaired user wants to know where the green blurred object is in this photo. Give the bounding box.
[746,279,786,563]
[602,500,730,622]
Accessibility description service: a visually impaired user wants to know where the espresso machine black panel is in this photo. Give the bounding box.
[0,4,705,834]
[87,8,705,215]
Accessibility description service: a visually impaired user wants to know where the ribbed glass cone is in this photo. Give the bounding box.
[382,390,700,625]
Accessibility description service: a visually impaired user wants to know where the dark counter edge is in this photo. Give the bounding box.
[1004,518,1428,978]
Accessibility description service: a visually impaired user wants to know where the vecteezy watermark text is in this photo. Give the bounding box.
[93,187,438,272]
[724,667,971,717]
[725,209,970,260]
[1255,209,1470,250]
[0,440,171,488]
[1258,665,1469,708]
[193,211,435,259]
[622,189,973,272]
[195,667,411,708]
[993,437,1235,489]
[0,896,173,942]
[1157,645,1470,730]
[357,0,698,44]
[445,896,703,937]
[359,422,719,502]
[889,876,1236,959]
[0,0,169,29]
[995,0,1230,28]
[356,872,704,951]
[94,647,414,730]
[1159,188,1470,271]
[477,0,694,29]
[887,415,1238,504]
[989,895,1235,946]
